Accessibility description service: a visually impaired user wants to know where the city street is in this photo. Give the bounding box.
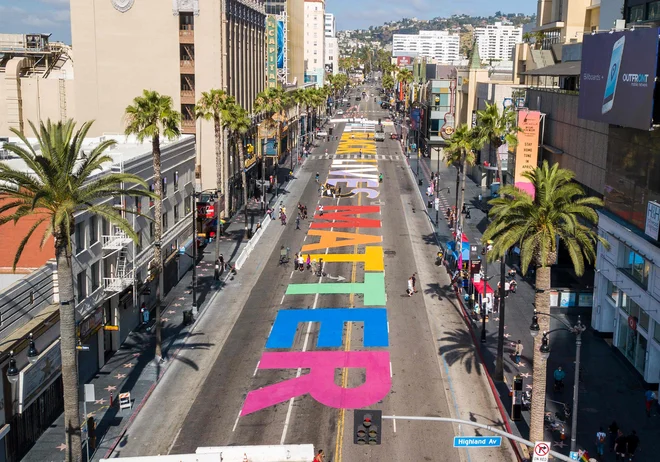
[109,87,515,462]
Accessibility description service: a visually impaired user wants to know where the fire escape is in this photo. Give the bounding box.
[102,199,134,293]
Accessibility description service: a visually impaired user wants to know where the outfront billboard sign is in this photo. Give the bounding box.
[578,29,659,130]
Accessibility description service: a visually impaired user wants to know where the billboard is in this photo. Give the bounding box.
[266,16,278,88]
[646,201,660,241]
[397,56,412,67]
[514,110,541,197]
[578,29,659,130]
[277,20,285,69]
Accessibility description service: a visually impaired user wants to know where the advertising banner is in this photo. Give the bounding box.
[397,56,412,67]
[514,110,541,197]
[645,200,660,241]
[277,20,285,69]
[266,16,278,88]
[324,63,333,74]
[578,29,659,130]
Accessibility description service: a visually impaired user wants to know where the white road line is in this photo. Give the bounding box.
[387,321,390,333]
[253,360,260,377]
[304,235,307,241]
[232,410,242,432]
[280,294,286,305]
[167,427,183,454]
[392,416,397,433]
[390,361,393,378]
[290,270,294,279]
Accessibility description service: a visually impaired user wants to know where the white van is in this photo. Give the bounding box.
[374,132,385,142]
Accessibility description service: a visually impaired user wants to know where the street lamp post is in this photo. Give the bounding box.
[480,241,493,343]
[530,310,586,454]
[494,257,507,381]
[191,190,199,315]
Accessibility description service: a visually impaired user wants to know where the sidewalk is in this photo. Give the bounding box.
[21,158,312,462]
[408,154,660,460]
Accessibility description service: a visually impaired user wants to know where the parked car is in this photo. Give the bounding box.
[374,132,385,142]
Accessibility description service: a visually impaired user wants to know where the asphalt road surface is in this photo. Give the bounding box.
[113,85,514,462]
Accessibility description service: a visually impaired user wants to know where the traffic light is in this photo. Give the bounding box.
[353,409,382,445]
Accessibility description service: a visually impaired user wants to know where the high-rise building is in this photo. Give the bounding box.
[474,22,522,61]
[304,0,325,85]
[324,36,338,75]
[264,0,305,86]
[69,0,267,208]
[534,0,600,47]
[324,13,336,38]
[392,31,461,64]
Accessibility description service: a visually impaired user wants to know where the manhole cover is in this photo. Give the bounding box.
[384,250,396,256]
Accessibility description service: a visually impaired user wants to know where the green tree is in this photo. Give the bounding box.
[223,101,252,238]
[446,124,479,239]
[533,31,546,49]
[476,102,520,184]
[125,90,181,361]
[0,119,153,462]
[382,73,395,92]
[396,68,414,110]
[195,89,232,220]
[483,161,607,445]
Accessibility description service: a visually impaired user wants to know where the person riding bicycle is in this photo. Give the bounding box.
[554,366,566,391]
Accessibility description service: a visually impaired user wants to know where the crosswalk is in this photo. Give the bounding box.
[307,154,402,161]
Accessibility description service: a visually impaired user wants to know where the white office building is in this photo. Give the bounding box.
[392,31,461,64]
[324,36,338,75]
[474,22,523,61]
[324,12,336,38]
[304,0,326,85]
[592,209,660,384]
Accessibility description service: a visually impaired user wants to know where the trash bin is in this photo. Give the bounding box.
[418,179,423,186]
[183,310,194,326]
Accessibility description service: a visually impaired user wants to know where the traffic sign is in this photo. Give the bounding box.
[532,441,551,462]
[569,451,579,460]
[453,436,501,448]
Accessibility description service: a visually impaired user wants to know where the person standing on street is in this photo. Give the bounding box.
[608,420,619,453]
[514,340,523,365]
[411,273,418,293]
[626,430,639,461]
[296,215,300,230]
[219,254,225,272]
[596,427,606,457]
[313,449,324,462]
[614,429,627,462]
[407,277,414,296]
[645,389,656,417]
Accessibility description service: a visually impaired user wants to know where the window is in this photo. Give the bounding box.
[620,244,650,289]
[89,216,98,245]
[162,212,168,232]
[77,271,87,300]
[185,195,192,215]
[91,262,100,292]
[149,183,155,207]
[137,229,143,252]
[149,222,155,242]
[629,5,645,22]
[75,222,85,252]
[179,12,194,31]
[135,196,142,214]
[102,218,110,236]
[174,203,180,223]
[174,171,179,191]
[650,1,660,20]
[654,320,660,344]
[162,177,167,196]
[606,280,619,304]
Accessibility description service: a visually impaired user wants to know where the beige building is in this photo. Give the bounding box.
[304,0,325,85]
[534,0,599,47]
[69,0,267,206]
[0,34,75,135]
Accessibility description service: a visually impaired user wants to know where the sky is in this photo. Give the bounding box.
[0,0,535,45]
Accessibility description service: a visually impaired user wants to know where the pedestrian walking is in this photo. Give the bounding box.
[596,427,606,457]
[407,277,414,296]
[306,254,311,270]
[608,420,619,452]
[504,281,510,297]
[219,254,225,272]
[411,273,418,293]
[303,205,308,220]
[214,259,220,280]
[313,449,324,462]
[513,340,523,364]
[645,389,657,416]
[319,205,324,216]
[614,429,627,462]
[627,430,639,460]
[296,215,300,229]
[294,253,299,271]
[298,254,304,272]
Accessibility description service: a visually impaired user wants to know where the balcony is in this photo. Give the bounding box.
[102,230,132,250]
[181,119,196,134]
[181,89,195,104]
[103,269,134,293]
[179,29,195,44]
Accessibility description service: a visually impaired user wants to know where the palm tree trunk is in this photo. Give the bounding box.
[494,140,504,184]
[214,116,223,263]
[238,140,249,238]
[55,233,82,462]
[152,135,164,360]
[529,265,552,444]
[458,157,467,237]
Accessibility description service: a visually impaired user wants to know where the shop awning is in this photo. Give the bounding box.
[473,280,494,295]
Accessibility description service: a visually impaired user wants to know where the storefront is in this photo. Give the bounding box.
[118,288,139,345]
[592,211,660,385]
[77,306,104,383]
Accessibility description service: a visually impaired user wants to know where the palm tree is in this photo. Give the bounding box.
[476,102,520,184]
[446,124,479,238]
[195,89,232,220]
[223,102,252,238]
[382,73,395,93]
[254,86,290,157]
[522,32,532,44]
[125,90,181,361]
[533,31,546,50]
[482,161,607,445]
[290,88,307,157]
[0,119,153,462]
[396,68,414,110]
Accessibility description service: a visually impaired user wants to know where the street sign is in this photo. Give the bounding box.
[453,436,501,448]
[532,441,551,462]
[84,384,95,402]
[569,452,579,460]
[434,198,440,211]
